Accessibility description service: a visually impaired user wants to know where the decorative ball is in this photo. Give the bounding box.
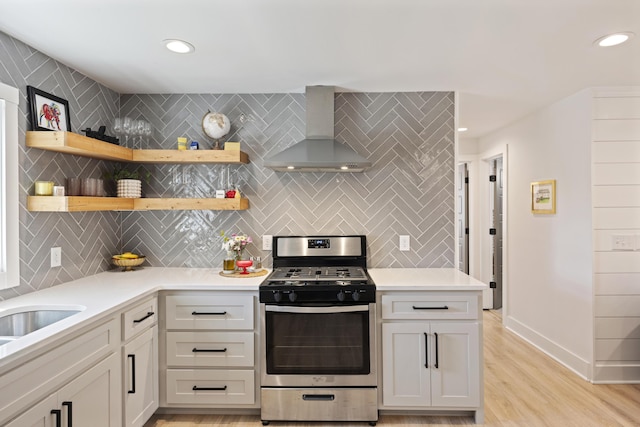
[202,112,231,140]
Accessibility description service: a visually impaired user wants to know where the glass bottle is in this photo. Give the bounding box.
[223,251,235,274]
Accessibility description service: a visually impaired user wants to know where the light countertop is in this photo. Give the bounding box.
[369,268,488,291]
[0,267,486,369]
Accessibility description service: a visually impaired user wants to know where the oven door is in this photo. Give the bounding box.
[260,303,377,387]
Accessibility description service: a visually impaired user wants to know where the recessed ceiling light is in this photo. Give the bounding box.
[287,166,295,170]
[458,127,468,132]
[340,166,349,170]
[594,32,634,47]
[163,39,195,54]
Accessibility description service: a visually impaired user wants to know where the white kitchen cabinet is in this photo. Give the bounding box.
[121,297,159,427]
[382,321,479,408]
[123,326,158,427]
[160,291,258,408]
[6,352,121,427]
[0,318,119,425]
[379,291,483,423]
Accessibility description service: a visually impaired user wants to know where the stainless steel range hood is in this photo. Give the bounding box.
[264,86,372,172]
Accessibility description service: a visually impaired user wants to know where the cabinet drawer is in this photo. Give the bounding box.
[122,296,158,342]
[381,293,478,320]
[0,318,118,425]
[166,331,254,367]
[165,369,255,405]
[165,295,254,330]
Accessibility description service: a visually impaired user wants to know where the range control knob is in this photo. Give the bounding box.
[352,291,361,301]
[337,291,346,302]
[273,291,282,303]
[288,291,297,302]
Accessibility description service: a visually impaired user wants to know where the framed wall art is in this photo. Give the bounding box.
[27,85,71,132]
[531,179,556,214]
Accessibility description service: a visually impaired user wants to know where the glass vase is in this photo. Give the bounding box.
[223,251,235,274]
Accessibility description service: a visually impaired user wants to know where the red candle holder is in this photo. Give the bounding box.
[235,260,252,274]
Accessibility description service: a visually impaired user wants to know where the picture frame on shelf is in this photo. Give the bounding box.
[27,85,71,132]
[531,179,556,214]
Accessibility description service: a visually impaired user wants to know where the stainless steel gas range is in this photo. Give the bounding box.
[259,235,378,426]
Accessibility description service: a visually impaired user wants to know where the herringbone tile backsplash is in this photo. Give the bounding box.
[120,91,455,270]
[1,29,454,299]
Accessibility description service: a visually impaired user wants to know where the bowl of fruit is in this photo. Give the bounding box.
[112,252,146,271]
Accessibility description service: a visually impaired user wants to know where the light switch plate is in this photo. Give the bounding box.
[51,247,61,267]
[263,235,273,251]
[612,234,635,251]
[399,235,410,251]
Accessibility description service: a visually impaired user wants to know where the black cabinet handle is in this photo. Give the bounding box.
[191,311,227,316]
[302,394,335,401]
[434,332,439,369]
[192,385,227,391]
[128,354,136,394]
[133,311,154,323]
[62,401,72,427]
[412,305,449,310]
[192,347,228,353]
[424,332,429,368]
[51,409,62,427]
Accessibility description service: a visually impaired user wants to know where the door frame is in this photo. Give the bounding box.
[478,145,508,318]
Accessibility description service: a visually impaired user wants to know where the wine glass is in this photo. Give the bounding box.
[113,118,122,142]
[122,117,132,147]
[143,122,152,148]
[136,120,145,149]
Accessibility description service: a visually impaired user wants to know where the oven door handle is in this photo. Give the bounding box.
[265,305,370,314]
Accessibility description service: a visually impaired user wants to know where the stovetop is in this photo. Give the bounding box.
[260,235,375,304]
[266,266,369,282]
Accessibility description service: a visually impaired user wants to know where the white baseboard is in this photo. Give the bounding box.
[504,315,591,380]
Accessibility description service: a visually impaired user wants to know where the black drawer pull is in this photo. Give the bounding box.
[62,401,72,427]
[412,305,449,310]
[133,311,154,323]
[192,385,227,391]
[434,332,439,369]
[51,409,62,427]
[303,394,335,401]
[192,347,228,353]
[192,311,227,316]
[424,332,429,368]
[127,354,136,394]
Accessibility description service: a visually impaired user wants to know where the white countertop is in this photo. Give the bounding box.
[369,268,488,291]
[0,267,486,369]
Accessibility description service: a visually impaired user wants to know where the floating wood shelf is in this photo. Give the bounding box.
[26,131,252,212]
[28,196,249,212]
[26,131,249,164]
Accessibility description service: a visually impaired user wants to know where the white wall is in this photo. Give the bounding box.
[592,88,640,383]
[478,89,594,378]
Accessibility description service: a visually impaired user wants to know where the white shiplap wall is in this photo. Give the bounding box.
[593,88,640,383]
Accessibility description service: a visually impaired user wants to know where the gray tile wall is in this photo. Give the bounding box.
[120,91,455,269]
[1,29,455,300]
[0,31,121,299]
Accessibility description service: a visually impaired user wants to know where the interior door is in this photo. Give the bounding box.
[457,163,469,274]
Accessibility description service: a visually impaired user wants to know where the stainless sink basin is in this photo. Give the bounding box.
[0,308,83,344]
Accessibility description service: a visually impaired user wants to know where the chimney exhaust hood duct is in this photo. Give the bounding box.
[264,86,372,172]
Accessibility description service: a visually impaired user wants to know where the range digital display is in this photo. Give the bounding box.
[308,239,330,249]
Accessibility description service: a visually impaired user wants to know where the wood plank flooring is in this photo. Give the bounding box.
[144,311,640,426]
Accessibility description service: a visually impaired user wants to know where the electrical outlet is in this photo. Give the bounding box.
[51,247,61,267]
[263,235,273,251]
[399,235,410,251]
[612,234,635,251]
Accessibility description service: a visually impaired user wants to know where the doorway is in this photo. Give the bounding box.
[485,156,503,310]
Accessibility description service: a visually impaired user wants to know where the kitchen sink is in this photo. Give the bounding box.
[0,308,83,345]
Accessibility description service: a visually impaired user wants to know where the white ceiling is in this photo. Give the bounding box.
[1,0,638,138]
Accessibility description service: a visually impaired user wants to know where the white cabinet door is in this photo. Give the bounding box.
[4,394,57,427]
[382,322,431,407]
[9,353,122,427]
[430,322,480,408]
[382,321,480,408]
[124,326,159,427]
[58,352,121,427]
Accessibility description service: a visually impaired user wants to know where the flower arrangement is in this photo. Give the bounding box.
[220,231,252,260]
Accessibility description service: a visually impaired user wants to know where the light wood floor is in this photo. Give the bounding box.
[144,311,640,426]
